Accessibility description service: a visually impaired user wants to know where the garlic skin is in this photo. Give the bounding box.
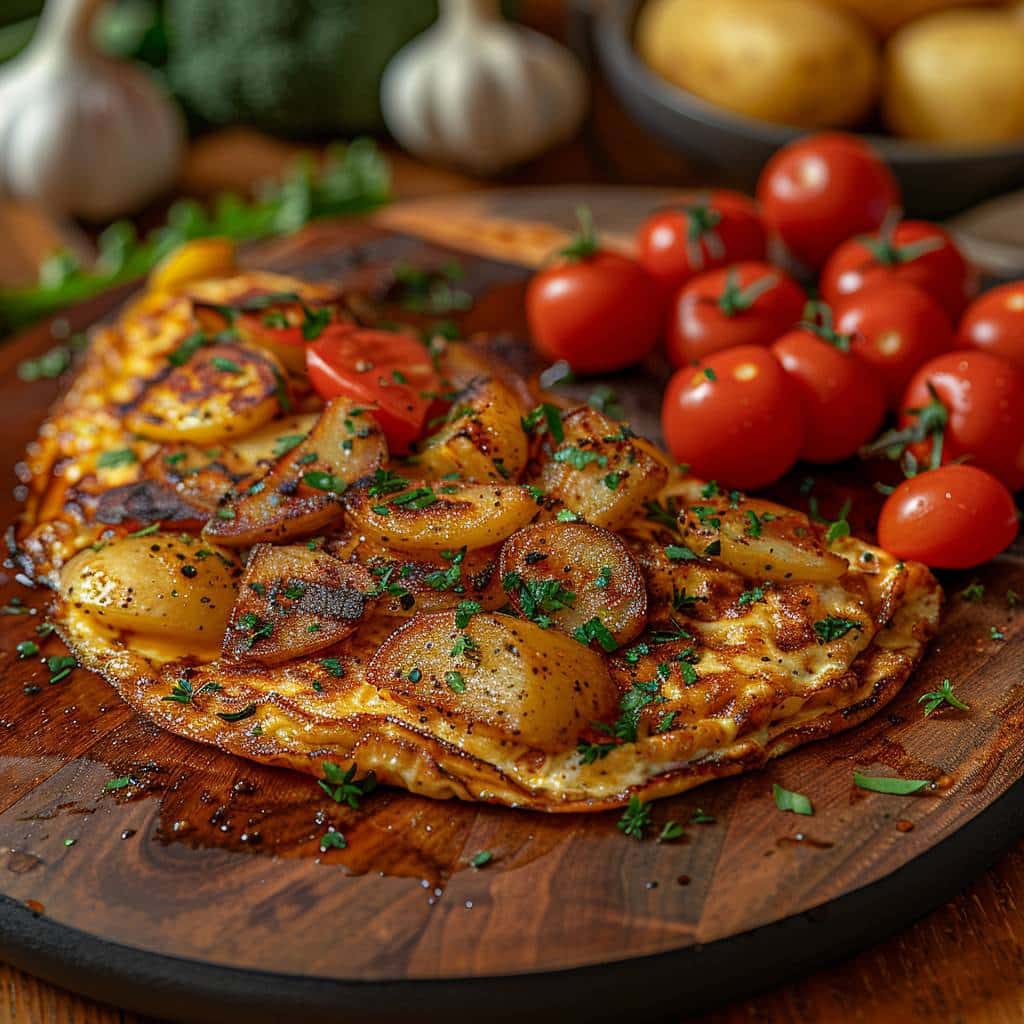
[0,0,184,220]
[381,0,587,175]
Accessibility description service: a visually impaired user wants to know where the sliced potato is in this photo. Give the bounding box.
[498,522,647,646]
[416,345,528,482]
[681,496,847,582]
[536,406,668,530]
[368,610,619,750]
[59,534,242,642]
[228,412,321,470]
[125,344,286,444]
[203,398,386,547]
[346,480,537,553]
[222,544,375,665]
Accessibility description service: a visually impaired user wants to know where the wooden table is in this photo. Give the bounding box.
[3,10,1024,1022]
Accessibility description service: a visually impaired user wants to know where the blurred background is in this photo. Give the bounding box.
[5,0,1024,331]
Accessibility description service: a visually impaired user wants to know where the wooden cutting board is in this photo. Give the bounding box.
[1,189,1023,1024]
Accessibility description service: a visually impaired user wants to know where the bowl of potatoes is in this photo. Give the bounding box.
[594,0,1024,217]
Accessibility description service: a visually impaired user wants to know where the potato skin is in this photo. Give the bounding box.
[884,10,1024,144]
[498,521,647,646]
[637,0,879,130]
[367,610,619,751]
[825,0,992,38]
[222,545,375,666]
[59,534,242,643]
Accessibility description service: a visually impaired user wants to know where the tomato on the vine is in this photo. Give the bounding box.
[958,281,1024,370]
[635,190,766,295]
[526,209,663,374]
[661,345,804,490]
[771,309,885,463]
[757,132,900,270]
[305,326,440,453]
[820,220,976,321]
[666,261,805,367]
[878,465,1018,569]
[885,350,1024,492]
[833,281,953,408]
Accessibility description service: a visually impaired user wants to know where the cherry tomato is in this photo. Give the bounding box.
[661,345,804,490]
[878,465,1018,569]
[635,190,767,295]
[771,319,885,463]
[526,214,663,375]
[305,326,440,453]
[757,133,900,270]
[958,281,1024,371]
[820,220,976,321]
[833,281,953,408]
[897,350,1024,492]
[666,261,806,367]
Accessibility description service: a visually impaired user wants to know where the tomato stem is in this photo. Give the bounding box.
[559,206,599,262]
[718,268,778,316]
[860,382,948,472]
[799,301,853,352]
[860,231,945,267]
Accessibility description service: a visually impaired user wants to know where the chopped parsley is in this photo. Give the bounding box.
[813,617,860,642]
[588,385,624,419]
[445,670,466,693]
[572,617,618,652]
[745,509,777,538]
[502,572,576,626]
[47,655,76,684]
[665,544,698,562]
[320,658,345,678]
[657,821,685,843]
[603,471,623,491]
[918,678,969,716]
[825,499,852,545]
[425,547,466,592]
[577,739,617,765]
[97,448,137,469]
[991,626,1006,641]
[703,367,717,382]
[455,600,482,629]
[320,831,347,851]
[772,783,813,816]
[852,770,930,795]
[162,678,222,704]
[272,435,307,458]
[553,445,608,471]
[450,634,480,662]
[655,711,677,734]
[211,356,243,373]
[389,486,438,510]
[104,776,133,792]
[521,403,564,443]
[618,796,652,839]
[738,585,768,607]
[958,580,985,603]
[319,761,377,808]
[367,468,411,497]
[692,808,715,824]
[15,640,38,659]
[555,508,580,523]
[302,471,347,494]
[237,611,273,649]
[470,850,493,868]
[217,704,257,723]
[596,566,612,588]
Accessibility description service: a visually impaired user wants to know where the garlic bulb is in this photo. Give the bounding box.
[381,0,587,175]
[0,0,184,220]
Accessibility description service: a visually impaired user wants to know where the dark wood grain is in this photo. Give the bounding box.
[1,194,1023,1020]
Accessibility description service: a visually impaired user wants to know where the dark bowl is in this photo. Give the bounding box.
[593,0,1024,218]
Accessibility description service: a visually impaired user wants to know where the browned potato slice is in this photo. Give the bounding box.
[536,406,669,530]
[681,495,847,583]
[203,398,386,547]
[125,344,286,444]
[368,609,619,751]
[346,480,537,553]
[222,544,375,666]
[59,534,242,642]
[415,345,528,482]
[498,522,647,646]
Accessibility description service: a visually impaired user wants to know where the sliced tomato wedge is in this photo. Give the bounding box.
[306,326,440,453]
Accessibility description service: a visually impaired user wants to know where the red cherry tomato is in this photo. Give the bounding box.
[820,220,976,321]
[833,281,953,408]
[305,326,440,453]
[527,216,663,375]
[635,190,767,295]
[771,321,886,463]
[661,345,804,490]
[757,133,900,270]
[897,350,1024,492]
[666,261,806,367]
[958,281,1024,371]
[878,465,1018,569]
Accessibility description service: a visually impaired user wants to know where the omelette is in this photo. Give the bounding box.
[9,247,942,812]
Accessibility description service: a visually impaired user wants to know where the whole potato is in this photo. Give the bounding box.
[885,10,1024,144]
[636,0,880,130]
[823,0,992,38]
